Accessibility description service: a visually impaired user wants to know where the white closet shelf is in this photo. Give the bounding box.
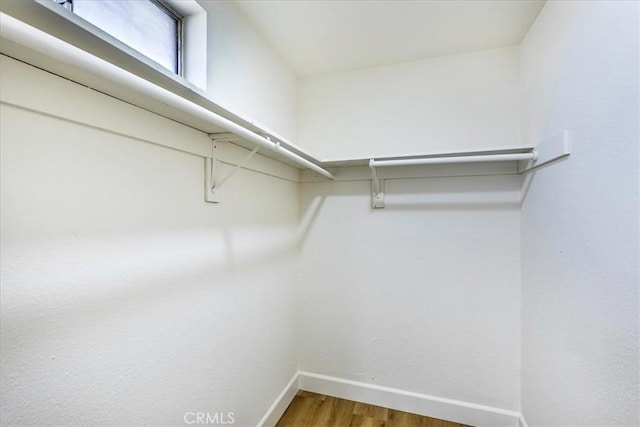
[0,8,571,208]
[361,134,570,208]
[0,6,330,178]
[321,146,536,168]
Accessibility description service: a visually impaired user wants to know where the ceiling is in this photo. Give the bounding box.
[233,0,545,77]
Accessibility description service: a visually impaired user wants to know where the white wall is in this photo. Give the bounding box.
[201,0,298,141]
[519,1,639,425]
[297,175,522,411]
[298,47,521,160]
[0,55,299,426]
[3,2,638,425]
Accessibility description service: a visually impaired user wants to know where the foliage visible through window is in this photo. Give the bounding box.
[53,0,182,74]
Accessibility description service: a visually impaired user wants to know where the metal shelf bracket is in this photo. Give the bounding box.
[518,131,571,174]
[205,139,261,203]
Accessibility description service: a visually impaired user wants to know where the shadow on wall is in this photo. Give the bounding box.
[299,174,525,241]
[298,194,326,250]
[519,155,572,206]
[1,225,296,348]
[0,221,298,425]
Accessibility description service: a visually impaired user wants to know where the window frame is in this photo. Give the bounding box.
[151,0,184,76]
[2,0,208,91]
[52,0,184,76]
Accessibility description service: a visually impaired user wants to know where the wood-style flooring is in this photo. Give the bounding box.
[276,391,473,427]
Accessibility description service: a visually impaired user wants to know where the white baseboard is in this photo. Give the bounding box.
[519,414,530,427]
[297,371,521,427]
[256,373,300,427]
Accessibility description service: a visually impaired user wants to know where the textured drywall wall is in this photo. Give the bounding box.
[519,1,639,425]
[201,0,298,141]
[0,56,299,426]
[297,47,521,160]
[297,175,522,411]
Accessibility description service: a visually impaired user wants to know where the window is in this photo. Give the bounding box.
[53,0,182,75]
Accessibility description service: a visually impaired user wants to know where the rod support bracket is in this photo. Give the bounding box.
[205,141,220,203]
[205,157,220,203]
[369,159,385,209]
[371,179,385,209]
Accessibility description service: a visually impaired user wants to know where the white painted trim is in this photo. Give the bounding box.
[519,413,530,427]
[297,371,520,427]
[256,373,299,427]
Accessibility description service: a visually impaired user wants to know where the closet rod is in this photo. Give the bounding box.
[370,151,537,168]
[0,13,334,180]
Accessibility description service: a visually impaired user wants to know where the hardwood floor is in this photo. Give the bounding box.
[276,391,473,427]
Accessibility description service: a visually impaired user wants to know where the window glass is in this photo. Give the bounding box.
[71,0,180,74]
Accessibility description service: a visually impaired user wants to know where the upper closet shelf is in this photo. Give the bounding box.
[321,145,537,168]
[363,133,571,208]
[0,9,571,208]
[0,10,333,180]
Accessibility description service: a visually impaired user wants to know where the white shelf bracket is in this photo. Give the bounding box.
[205,139,261,203]
[369,159,385,209]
